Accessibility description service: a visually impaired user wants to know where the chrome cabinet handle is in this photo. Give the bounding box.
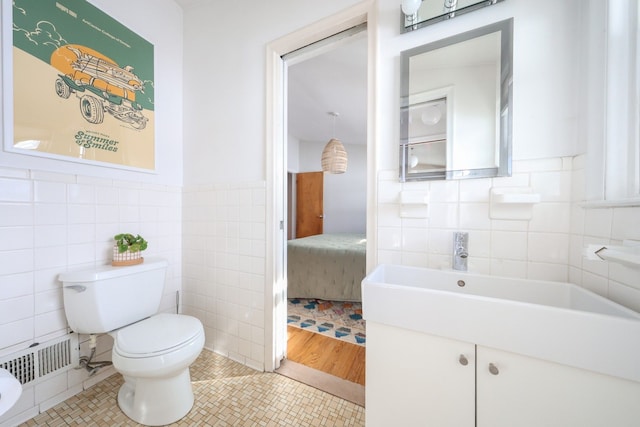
[459,354,469,366]
[489,363,499,375]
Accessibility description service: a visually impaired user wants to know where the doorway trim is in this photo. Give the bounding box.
[264,0,377,371]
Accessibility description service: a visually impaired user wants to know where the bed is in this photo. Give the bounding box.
[287,233,366,302]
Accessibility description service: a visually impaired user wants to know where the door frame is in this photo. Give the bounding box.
[264,0,377,371]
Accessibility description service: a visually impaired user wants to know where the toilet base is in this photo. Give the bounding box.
[117,368,194,426]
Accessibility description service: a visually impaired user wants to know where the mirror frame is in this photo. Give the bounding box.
[400,18,513,182]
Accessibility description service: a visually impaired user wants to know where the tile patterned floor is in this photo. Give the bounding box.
[21,350,365,426]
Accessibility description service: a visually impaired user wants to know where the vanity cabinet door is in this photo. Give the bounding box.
[366,321,475,427]
[476,346,640,427]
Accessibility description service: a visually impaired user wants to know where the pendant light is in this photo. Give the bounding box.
[321,112,348,174]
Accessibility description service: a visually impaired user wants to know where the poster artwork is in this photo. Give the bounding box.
[10,0,155,170]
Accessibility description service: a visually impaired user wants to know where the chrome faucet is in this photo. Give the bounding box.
[453,232,469,271]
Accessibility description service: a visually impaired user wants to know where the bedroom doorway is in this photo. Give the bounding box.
[264,1,374,375]
[282,22,368,386]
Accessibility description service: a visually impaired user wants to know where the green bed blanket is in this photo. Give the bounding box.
[287,233,366,302]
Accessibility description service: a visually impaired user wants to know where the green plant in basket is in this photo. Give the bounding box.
[114,233,148,253]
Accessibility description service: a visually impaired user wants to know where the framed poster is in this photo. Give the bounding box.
[4,0,155,171]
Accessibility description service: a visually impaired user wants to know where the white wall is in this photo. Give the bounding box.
[297,141,367,234]
[0,1,184,424]
[181,0,362,186]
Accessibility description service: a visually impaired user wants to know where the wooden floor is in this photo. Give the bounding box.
[286,325,366,386]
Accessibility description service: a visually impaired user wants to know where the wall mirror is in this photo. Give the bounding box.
[401,0,505,33]
[400,18,513,181]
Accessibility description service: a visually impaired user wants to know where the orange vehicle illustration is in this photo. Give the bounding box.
[51,44,148,130]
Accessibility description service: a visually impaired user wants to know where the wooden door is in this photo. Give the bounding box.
[296,171,323,238]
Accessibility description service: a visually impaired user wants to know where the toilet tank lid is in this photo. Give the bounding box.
[58,257,169,283]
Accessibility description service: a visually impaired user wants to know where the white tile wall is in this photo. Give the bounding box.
[0,166,182,424]
[182,182,266,371]
[377,155,640,313]
[3,154,640,425]
[570,155,640,312]
[377,158,574,281]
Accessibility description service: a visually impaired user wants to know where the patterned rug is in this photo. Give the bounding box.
[287,298,366,346]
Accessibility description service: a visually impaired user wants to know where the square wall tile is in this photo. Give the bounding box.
[401,227,428,252]
[459,203,490,230]
[491,231,527,261]
[34,181,66,203]
[428,180,458,203]
[468,230,491,258]
[400,251,429,268]
[0,226,33,251]
[35,225,67,248]
[459,179,491,202]
[378,227,402,250]
[0,249,34,276]
[608,263,640,292]
[0,272,33,299]
[0,318,33,349]
[0,178,31,202]
[528,232,569,263]
[35,204,66,226]
[490,259,528,278]
[569,205,585,235]
[527,262,568,282]
[530,171,572,202]
[35,289,63,315]
[529,203,570,233]
[427,229,453,255]
[583,208,613,239]
[96,185,118,205]
[0,203,33,227]
[428,203,458,229]
[67,184,95,204]
[34,309,67,338]
[34,371,68,404]
[0,295,33,323]
[611,207,640,241]
[34,245,67,270]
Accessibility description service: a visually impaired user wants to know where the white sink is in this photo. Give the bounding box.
[0,368,22,416]
[362,264,640,383]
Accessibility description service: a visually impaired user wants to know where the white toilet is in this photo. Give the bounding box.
[59,257,204,426]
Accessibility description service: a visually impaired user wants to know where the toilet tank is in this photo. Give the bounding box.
[59,257,169,334]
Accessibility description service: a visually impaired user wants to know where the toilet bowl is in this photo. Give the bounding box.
[59,258,204,426]
[111,313,204,425]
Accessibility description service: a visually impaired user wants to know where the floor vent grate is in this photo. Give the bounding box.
[0,334,78,386]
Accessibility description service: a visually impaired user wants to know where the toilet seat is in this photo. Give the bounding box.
[114,313,203,358]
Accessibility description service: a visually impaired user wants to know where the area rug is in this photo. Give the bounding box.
[287,298,366,346]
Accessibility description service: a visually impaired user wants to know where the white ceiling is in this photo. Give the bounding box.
[287,34,368,146]
[173,0,368,146]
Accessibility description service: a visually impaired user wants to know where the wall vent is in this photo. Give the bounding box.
[0,334,79,386]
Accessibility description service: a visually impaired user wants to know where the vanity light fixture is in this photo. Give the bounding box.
[321,112,348,174]
[401,0,503,33]
[401,0,422,21]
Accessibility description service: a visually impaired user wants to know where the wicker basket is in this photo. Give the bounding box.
[321,138,348,174]
[112,246,144,266]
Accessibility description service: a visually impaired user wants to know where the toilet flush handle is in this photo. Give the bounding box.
[65,285,87,293]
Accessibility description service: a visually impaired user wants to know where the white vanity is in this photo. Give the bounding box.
[362,264,640,427]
